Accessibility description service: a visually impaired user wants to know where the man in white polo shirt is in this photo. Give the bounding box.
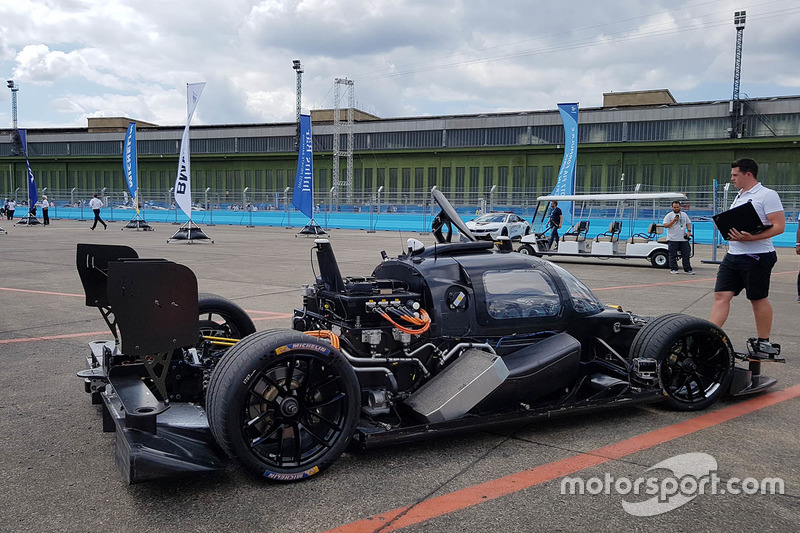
[709,158,785,358]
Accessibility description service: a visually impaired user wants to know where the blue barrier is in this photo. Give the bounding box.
[52,207,799,248]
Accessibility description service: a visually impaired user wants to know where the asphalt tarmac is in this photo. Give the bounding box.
[1,218,798,533]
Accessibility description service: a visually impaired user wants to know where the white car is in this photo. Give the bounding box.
[465,212,531,240]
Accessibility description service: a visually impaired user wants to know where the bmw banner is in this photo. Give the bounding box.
[174,82,206,220]
[292,114,314,219]
[123,122,138,214]
[17,129,38,209]
[553,103,579,227]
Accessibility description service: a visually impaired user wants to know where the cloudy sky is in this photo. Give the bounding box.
[1,0,798,129]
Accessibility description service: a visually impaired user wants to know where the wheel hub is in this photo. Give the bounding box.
[279,397,300,418]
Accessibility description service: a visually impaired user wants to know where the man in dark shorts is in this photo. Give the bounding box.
[709,158,785,357]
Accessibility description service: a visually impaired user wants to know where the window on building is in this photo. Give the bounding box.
[775,163,791,186]
[512,166,525,204]
[364,168,373,192]
[641,164,655,189]
[415,168,424,191]
[441,167,452,193]
[660,165,673,190]
[590,165,602,192]
[541,166,555,192]
[484,167,494,190]
[402,168,411,192]
[469,167,480,201]
[389,168,398,200]
[576,166,587,192]
[427,167,437,189]
[623,165,637,189]
[697,164,711,186]
[678,164,691,190]
[455,167,465,201]
[355,168,363,192]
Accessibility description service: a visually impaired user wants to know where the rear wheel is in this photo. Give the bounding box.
[207,330,360,481]
[198,293,256,353]
[629,315,733,411]
[649,250,669,268]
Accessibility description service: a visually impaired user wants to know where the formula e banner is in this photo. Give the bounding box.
[553,103,579,227]
[174,82,206,219]
[17,129,38,210]
[123,122,139,214]
[292,114,314,219]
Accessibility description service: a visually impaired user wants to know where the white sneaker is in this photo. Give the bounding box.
[670,270,678,274]
[685,270,695,275]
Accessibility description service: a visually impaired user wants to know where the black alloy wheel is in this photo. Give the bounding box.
[629,314,734,411]
[207,330,360,481]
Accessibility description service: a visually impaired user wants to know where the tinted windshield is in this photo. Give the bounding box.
[548,263,604,314]
[473,214,507,223]
[482,269,561,319]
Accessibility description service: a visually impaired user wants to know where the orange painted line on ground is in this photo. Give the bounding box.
[0,287,289,319]
[326,384,800,533]
[0,331,107,344]
[0,286,83,298]
[252,314,293,322]
[592,270,797,292]
[593,278,713,291]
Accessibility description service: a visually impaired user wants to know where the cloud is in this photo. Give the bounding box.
[0,0,798,128]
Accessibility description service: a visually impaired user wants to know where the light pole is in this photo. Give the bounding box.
[7,80,18,130]
[7,80,19,195]
[292,60,303,151]
[730,10,746,138]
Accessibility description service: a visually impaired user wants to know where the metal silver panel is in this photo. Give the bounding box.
[405,349,510,423]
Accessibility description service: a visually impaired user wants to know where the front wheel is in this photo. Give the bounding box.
[649,250,669,268]
[518,244,536,255]
[206,330,360,481]
[629,315,734,411]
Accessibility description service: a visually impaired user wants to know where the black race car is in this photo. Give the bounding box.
[76,190,783,484]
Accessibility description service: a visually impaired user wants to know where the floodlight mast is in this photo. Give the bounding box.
[730,10,746,138]
[292,60,303,151]
[7,79,18,130]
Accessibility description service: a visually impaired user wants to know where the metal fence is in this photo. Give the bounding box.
[6,184,800,221]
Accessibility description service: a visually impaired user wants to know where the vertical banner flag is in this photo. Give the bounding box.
[174,82,206,219]
[123,122,139,214]
[292,114,314,219]
[553,103,579,228]
[18,129,38,210]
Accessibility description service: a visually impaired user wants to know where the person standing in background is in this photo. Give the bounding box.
[40,195,51,226]
[6,198,15,220]
[663,200,694,274]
